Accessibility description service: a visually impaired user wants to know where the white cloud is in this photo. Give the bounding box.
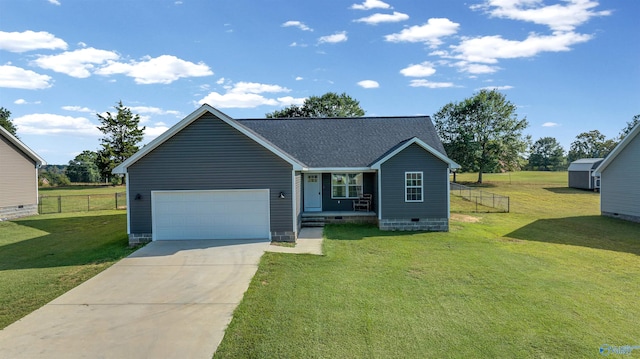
[351,0,392,10]
[62,106,95,113]
[199,81,303,109]
[276,96,307,106]
[385,18,459,47]
[282,20,313,31]
[295,76,304,81]
[451,31,592,64]
[318,31,348,44]
[32,48,120,78]
[400,62,436,77]
[96,55,213,84]
[14,99,26,105]
[13,113,100,136]
[542,122,560,127]
[143,125,170,141]
[472,0,611,32]
[0,65,53,89]
[216,77,225,85]
[357,80,380,88]
[0,30,68,53]
[128,106,181,117]
[48,0,61,5]
[477,85,514,91]
[454,61,500,74]
[354,11,409,25]
[409,79,455,88]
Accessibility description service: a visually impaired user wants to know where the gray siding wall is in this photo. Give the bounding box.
[568,171,592,189]
[320,172,376,211]
[127,113,293,236]
[600,134,640,220]
[380,143,448,219]
[0,135,38,217]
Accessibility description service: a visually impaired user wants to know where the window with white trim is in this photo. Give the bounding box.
[405,172,423,202]
[332,173,363,199]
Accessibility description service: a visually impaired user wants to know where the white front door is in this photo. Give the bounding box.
[304,174,322,212]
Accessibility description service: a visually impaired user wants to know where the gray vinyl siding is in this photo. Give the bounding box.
[0,135,37,208]
[127,113,293,235]
[380,143,448,219]
[568,171,593,189]
[600,134,640,220]
[321,172,376,212]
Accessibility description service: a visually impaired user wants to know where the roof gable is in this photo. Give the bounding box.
[370,137,460,169]
[0,126,46,166]
[593,122,640,176]
[113,104,303,174]
[237,116,449,168]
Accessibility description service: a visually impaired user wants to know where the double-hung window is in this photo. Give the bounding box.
[405,172,423,202]
[332,173,363,199]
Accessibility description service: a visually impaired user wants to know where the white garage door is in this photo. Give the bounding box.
[151,189,270,240]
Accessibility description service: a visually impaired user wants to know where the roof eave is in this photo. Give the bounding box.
[593,122,640,176]
[0,126,46,167]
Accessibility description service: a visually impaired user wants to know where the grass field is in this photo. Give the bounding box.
[0,211,136,329]
[215,172,640,358]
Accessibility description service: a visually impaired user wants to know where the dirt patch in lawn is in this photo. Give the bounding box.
[451,213,481,223]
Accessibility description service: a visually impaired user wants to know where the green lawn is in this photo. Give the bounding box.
[38,185,127,214]
[39,185,126,196]
[215,172,640,358]
[0,211,136,329]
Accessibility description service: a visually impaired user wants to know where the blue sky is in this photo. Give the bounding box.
[1,0,638,165]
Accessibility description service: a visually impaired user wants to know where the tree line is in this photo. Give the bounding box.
[2,91,638,186]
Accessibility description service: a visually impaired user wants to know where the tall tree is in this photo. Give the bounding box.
[0,107,18,137]
[567,130,616,162]
[66,150,101,183]
[96,101,145,183]
[433,89,529,183]
[619,114,640,140]
[528,137,565,171]
[266,92,365,118]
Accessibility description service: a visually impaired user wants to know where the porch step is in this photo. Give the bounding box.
[302,217,325,227]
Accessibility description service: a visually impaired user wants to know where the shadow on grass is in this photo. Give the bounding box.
[323,223,439,241]
[506,215,640,256]
[0,213,134,271]
[543,187,598,194]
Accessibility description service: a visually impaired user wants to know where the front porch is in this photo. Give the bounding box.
[301,211,377,227]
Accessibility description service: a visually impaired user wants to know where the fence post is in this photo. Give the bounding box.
[58,195,61,213]
[87,195,90,212]
[115,193,118,209]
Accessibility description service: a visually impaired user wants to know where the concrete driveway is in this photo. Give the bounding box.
[0,239,270,359]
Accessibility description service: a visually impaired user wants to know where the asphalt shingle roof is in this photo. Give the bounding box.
[235,116,446,168]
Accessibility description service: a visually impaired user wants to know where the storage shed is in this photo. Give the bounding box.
[568,158,603,190]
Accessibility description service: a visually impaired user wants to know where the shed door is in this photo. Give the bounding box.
[152,189,270,240]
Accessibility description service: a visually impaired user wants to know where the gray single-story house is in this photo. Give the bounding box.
[0,126,46,219]
[593,122,640,223]
[113,104,460,244]
[568,158,603,190]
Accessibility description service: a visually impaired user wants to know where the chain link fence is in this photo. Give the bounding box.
[39,192,127,214]
[450,183,509,213]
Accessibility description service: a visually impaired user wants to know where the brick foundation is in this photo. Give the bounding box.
[271,231,296,242]
[602,211,640,224]
[379,218,449,232]
[128,233,152,245]
[0,204,38,220]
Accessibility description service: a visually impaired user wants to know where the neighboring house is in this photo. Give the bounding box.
[568,158,603,190]
[593,122,640,223]
[113,104,460,244]
[0,126,46,219]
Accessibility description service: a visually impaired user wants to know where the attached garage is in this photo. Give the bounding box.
[151,189,271,241]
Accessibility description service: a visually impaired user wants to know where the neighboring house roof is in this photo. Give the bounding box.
[0,126,46,167]
[237,116,448,168]
[113,104,458,173]
[567,158,604,172]
[593,122,640,176]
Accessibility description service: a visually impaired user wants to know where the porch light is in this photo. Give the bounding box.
[279,192,285,199]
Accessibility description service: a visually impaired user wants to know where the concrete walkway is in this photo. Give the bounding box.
[0,239,270,359]
[266,227,324,255]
